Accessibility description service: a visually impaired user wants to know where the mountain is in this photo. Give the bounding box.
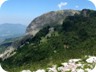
[26,10,80,36]
[0,10,79,59]
[1,9,96,72]
[12,10,80,49]
[0,23,26,39]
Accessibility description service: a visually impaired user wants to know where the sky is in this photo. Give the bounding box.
[0,0,96,25]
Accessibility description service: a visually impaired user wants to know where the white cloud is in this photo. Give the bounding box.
[58,2,68,9]
[0,0,7,8]
[75,5,79,8]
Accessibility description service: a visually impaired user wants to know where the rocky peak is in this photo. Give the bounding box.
[83,9,96,18]
[81,9,91,17]
[26,10,80,36]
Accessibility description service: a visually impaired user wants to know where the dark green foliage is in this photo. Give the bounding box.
[77,28,88,41]
[32,26,50,43]
[62,19,74,32]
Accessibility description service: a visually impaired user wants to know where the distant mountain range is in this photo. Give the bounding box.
[0,23,27,39]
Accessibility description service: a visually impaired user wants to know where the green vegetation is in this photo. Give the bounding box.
[0,37,21,53]
[1,9,96,72]
[0,42,12,53]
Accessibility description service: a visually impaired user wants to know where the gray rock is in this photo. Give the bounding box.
[26,10,80,36]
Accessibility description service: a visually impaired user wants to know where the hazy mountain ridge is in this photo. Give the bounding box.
[0,23,26,39]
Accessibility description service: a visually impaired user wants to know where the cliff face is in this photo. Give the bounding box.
[26,10,80,36]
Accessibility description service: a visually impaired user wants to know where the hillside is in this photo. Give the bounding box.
[0,24,27,53]
[0,37,23,53]
[0,10,80,60]
[1,9,96,72]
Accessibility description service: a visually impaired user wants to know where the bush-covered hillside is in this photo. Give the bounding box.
[1,9,96,72]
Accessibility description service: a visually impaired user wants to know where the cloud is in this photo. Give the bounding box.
[75,5,79,8]
[0,0,7,8]
[58,2,68,9]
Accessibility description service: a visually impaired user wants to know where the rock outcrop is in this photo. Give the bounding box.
[26,10,80,36]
